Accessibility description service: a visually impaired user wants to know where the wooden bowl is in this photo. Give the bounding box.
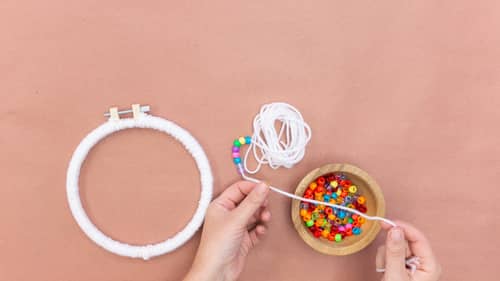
[291,163,385,255]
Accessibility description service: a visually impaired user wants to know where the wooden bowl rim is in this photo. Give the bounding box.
[291,163,385,256]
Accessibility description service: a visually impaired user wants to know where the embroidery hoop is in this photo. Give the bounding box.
[66,104,213,260]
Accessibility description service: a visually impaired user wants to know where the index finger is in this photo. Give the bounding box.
[212,181,257,211]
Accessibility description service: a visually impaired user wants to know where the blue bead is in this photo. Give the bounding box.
[245,136,252,144]
[340,174,347,180]
[353,227,361,235]
[233,157,241,164]
[323,195,331,202]
[331,193,338,199]
[338,211,346,219]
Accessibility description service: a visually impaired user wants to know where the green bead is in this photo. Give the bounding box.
[335,233,342,242]
[348,218,353,224]
[233,139,241,147]
[306,220,314,227]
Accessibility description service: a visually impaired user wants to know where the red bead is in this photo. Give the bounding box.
[305,189,313,196]
[316,185,325,193]
[358,205,367,213]
[313,230,322,238]
[340,180,351,187]
[316,177,326,185]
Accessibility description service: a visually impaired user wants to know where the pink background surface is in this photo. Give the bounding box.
[1,1,499,280]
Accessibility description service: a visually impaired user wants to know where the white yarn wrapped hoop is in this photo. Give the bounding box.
[66,112,213,260]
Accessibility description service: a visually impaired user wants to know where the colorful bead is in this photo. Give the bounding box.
[245,136,252,144]
[232,152,240,158]
[233,139,241,147]
[238,136,246,145]
[335,233,342,242]
[233,157,241,164]
[232,146,240,152]
[352,227,361,235]
[309,182,318,190]
[317,177,326,185]
[300,209,308,217]
[296,172,369,243]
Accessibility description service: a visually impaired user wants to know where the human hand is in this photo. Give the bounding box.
[183,181,271,281]
[376,221,441,281]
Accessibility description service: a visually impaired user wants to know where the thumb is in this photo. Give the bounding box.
[384,227,408,280]
[234,182,269,224]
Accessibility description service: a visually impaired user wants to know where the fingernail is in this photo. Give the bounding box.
[390,228,403,241]
[256,182,269,194]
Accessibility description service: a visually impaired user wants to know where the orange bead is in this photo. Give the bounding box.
[300,209,308,217]
[321,229,330,238]
[328,214,335,220]
[309,182,317,190]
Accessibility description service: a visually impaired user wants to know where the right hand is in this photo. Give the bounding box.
[376,221,441,281]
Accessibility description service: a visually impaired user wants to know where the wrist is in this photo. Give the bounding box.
[184,252,227,281]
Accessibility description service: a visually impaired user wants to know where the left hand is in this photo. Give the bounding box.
[183,181,271,281]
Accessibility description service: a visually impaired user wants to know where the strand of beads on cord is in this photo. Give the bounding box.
[230,102,397,227]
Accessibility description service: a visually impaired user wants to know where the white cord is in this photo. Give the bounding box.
[237,102,396,227]
[243,102,312,174]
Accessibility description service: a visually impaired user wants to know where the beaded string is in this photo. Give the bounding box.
[231,102,420,273]
[231,102,397,227]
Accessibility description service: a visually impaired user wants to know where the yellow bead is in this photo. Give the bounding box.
[349,185,357,193]
[331,181,338,188]
[336,189,342,196]
[238,136,246,145]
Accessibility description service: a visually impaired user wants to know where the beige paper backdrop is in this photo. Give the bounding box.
[1,1,499,280]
